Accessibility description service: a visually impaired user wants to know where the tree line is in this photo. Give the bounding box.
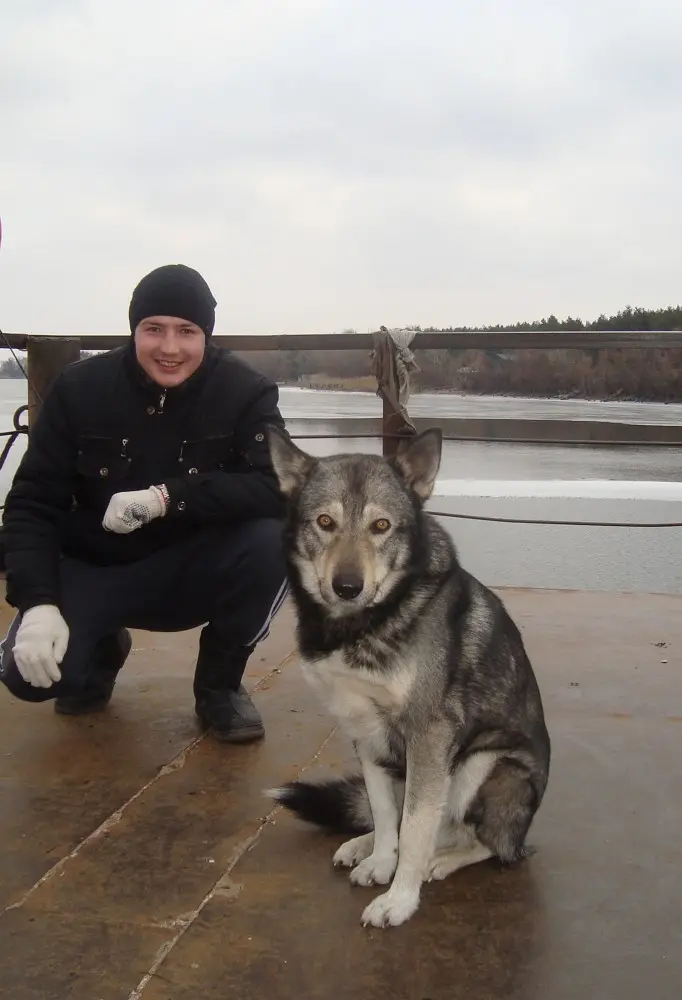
[1,307,680,400]
[236,306,682,402]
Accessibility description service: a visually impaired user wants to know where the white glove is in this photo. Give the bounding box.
[102,485,167,534]
[12,604,70,688]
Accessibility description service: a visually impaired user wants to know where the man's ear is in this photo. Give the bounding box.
[392,428,442,502]
[266,425,316,496]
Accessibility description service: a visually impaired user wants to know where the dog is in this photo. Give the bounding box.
[264,426,551,929]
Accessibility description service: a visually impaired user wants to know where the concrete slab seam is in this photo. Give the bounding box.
[126,725,338,1000]
[1,649,297,917]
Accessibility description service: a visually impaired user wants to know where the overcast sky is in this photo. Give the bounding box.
[1,0,681,336]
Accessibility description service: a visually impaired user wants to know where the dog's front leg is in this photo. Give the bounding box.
[347,753,399,887]
[361,729,450,928]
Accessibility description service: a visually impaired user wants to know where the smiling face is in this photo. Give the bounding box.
[133,315,206,388]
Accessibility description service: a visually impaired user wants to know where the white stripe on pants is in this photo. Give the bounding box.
[245,577,289,647]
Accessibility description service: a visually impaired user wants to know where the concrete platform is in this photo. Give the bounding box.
[1,587,681,999]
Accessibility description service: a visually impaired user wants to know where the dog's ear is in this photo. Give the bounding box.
[392,428,442,502]
[265,425,315,496]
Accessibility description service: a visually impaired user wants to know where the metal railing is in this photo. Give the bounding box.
[0,405,28,479]
[4,329,682,350]
[0,330,681,529]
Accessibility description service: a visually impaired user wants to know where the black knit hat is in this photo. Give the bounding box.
[129,264,217,337]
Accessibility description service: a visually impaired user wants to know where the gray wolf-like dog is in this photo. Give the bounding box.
[264,427,550,929]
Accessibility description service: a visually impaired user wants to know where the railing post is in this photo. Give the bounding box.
[382,395,409,457]
[26,336,81,425]
[371,328,418,457]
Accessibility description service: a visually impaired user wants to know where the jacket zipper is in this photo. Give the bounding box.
[158,391,166,413]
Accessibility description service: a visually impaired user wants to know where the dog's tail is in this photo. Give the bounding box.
[265,775,373,834]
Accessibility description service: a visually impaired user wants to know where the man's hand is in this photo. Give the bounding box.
[102,486,167,534]
[12,604,70,688]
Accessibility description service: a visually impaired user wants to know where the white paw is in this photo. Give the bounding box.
[427,856,455,881]
[349,852,398,887]
[361,888,420,928]
[333,834,373,869]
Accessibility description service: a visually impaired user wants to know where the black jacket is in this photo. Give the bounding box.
[2,342,288,613]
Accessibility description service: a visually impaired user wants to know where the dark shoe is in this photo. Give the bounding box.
[55,629,132,716]
[195,685,265,744]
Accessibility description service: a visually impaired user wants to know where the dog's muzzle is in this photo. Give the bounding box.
[331,571,364,601]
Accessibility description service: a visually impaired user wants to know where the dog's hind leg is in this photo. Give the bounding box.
[417,750,500,883]
[468,757,539,865]
[427,840,493,881]
[447,750,500,824]
[428,814,493,881]
[428,843,493,881]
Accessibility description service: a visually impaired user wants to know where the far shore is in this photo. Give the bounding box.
[279,375,681,405]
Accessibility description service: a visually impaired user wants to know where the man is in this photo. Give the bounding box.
[0,263,289,743]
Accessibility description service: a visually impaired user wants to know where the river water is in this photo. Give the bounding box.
[1,381,680,595]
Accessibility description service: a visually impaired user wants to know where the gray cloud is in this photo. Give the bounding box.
[1,0,681,335]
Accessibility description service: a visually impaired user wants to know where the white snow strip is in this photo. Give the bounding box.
[432,480,682,501]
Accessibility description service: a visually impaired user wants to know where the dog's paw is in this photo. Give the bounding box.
[361,888,420,928]
[427,855,456,882]
[349,852,398,887]
[333,834,373,869]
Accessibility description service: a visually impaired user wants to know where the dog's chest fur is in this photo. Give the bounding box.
[301,648,414,742]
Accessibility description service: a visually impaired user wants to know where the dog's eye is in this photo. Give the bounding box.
[316,514,335,531]
[371,518,391,533]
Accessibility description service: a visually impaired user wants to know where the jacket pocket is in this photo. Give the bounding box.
[177,433,234,474]
[76,436,132,481]
[238,422,279,471]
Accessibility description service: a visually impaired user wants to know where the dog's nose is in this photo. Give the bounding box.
[332,573,364,600]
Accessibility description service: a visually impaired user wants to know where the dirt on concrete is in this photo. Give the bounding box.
[1,588,681,999]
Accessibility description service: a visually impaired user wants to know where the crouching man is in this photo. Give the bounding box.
[0,264,289,743]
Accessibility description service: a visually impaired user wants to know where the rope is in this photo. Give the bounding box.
[0,407,29,500]
[428,510,682,528]
[290,433,682,448]
[289,434,682,528]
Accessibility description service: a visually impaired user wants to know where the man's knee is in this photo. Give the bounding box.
[223,517,288,612]
[0,606,112,703]
[213,517,286,589]
[238,517,286,571]
[0,663,53,702]
[205,518,288,646]
[0,613,53,703]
